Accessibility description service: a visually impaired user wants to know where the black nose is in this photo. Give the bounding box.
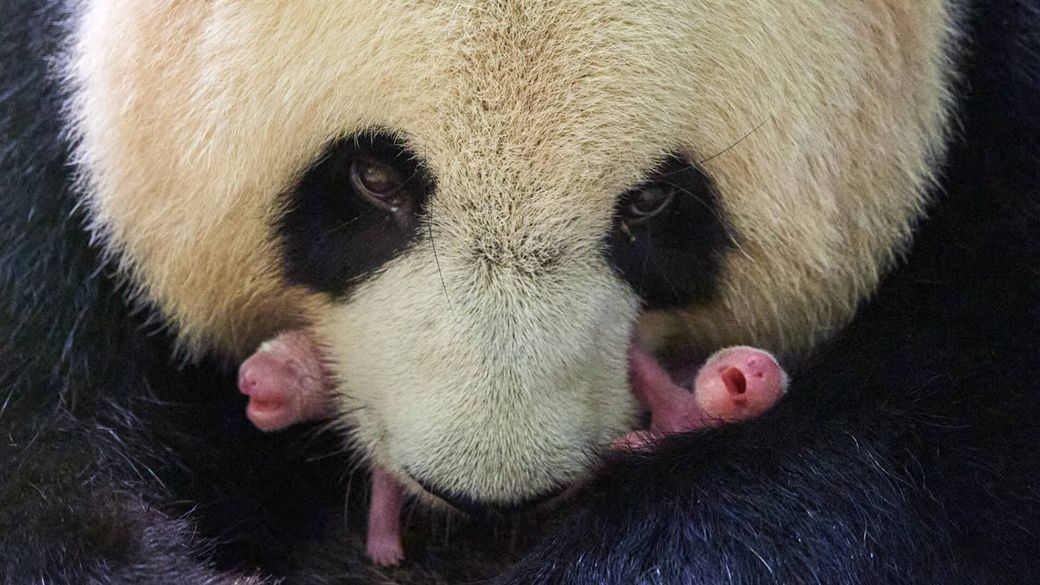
[409,474,564,517]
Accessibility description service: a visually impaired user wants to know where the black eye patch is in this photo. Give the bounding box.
[605,156,729,309]
[277,132,433,299]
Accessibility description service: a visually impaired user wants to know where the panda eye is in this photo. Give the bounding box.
[622,184,676,223]
[350,156,408,212]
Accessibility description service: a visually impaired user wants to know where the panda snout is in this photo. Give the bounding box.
[408,470,566,517]
[323,243,641,507]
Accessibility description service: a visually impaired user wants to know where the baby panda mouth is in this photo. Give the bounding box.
[720,366,748,395]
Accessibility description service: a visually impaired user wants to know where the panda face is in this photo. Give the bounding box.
[70,1,956,505]
[274,131,730,503]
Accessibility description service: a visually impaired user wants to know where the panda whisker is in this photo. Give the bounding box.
[426,210,457,320]
[442,505,453,545]
[637,220,684,306]
[650,249,683,305]
[696,117,771,167]
[639,221,652,294]
[672,184,728,225]
[0,388,14,419]
[339,451,371,536]
[319,211,371,238]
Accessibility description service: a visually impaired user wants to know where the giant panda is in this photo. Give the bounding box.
[2,0,1039,583]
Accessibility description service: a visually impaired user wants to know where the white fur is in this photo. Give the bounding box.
[68,1,957,502]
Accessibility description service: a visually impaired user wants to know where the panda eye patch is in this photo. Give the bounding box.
[350,156,409,213]
[622,184,675,223]
[606,155,727,309]
[279,131,433,298]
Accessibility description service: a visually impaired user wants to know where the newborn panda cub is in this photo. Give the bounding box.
[238,333,788,565]
[236,331,408,566]
[613,347,788,450]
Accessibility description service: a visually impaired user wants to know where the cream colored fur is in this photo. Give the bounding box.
[68,1,956,502]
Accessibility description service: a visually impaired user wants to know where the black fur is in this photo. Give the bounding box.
[494,1,1040,583]
[606,156,728,309]
[2,1,1039,585]
[279,132,434,299]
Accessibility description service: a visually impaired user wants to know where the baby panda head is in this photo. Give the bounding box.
[69,1,956,508]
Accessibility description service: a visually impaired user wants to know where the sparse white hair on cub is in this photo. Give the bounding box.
[69,0,955,503]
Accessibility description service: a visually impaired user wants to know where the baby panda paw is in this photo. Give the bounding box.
[366,535,405,567]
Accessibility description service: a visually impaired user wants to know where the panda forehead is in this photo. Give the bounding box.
[239,2,713,209]
[328,4,698,197]
[375,131,676,214]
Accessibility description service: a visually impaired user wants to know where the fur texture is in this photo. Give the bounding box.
[2,0,1039,583]
[70,0,954,504]
[72,0,953,357]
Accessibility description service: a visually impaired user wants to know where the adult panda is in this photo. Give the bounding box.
[2,0,1039,583]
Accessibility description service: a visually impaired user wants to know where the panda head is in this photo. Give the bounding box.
[68,1,955,508]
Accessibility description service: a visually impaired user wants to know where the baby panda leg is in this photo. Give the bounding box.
[237,331,405,566]
[614,346,788,450]
[366,466,406,566]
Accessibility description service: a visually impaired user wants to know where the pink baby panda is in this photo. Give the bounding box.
[236,330,406,566]
[238,331,789,566]
[613,346,789,450]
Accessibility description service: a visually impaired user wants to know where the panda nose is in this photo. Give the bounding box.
[409,474,564,517]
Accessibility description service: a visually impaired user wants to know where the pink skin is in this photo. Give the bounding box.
[238,330,787,563]
[237,331,406,566]
[613,345,788,450]
[237,330,334,432]
[366,466,405,566]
